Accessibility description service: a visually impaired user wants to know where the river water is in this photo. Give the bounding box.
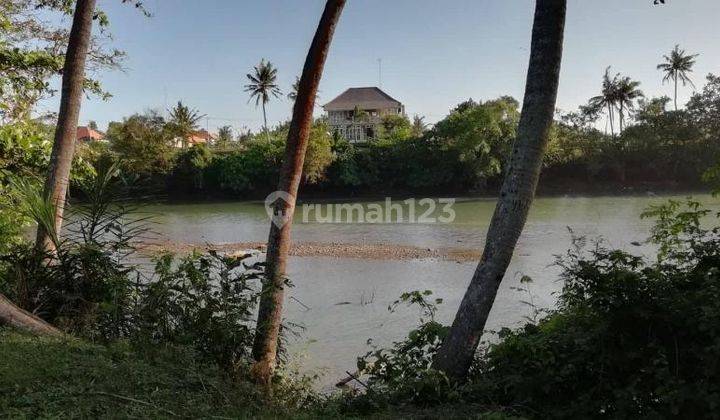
[141,193,717,385]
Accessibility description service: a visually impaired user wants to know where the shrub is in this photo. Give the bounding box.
[133,250,264,373]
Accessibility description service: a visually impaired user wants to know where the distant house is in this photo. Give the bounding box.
[323,87,405,143]
[173,130,217,148]
[76,126,105,143]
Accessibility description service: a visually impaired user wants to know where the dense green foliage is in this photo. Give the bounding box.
[106,111,176,180]
[0,0,127,123]
[0,120,96,254]
[0,166,274,373]
[77,74,720,198]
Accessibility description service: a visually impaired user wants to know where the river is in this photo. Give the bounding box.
[141,193,717,386]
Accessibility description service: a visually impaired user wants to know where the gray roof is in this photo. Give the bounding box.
[323,87,402,111]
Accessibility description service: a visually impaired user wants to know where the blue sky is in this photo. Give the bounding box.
[38,0,720,133]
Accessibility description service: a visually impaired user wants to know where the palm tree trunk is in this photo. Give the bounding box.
[619,103,624,133]
[0,293,62,336]
[431,0,567,381]
[251,0,346,385]
[607,103,615,137]
[35,0,96,252]
[674,73,678,111]
[262,101,268,131]
[262,101,270,142]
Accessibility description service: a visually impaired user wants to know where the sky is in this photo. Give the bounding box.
[36,0,720,133]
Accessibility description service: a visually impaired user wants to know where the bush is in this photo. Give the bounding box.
[0,164,271,376]
[170,143,213,192]
[133,250,264,373]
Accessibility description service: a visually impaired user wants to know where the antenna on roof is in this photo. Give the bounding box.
[377,58,382,89]
[163,87,168,119]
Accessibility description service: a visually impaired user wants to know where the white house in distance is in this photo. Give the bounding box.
[323,87,405,143]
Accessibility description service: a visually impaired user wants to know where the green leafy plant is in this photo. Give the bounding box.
[355,290,452,407]
[134,250,264,373]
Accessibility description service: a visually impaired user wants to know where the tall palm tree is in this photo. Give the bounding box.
[615,76,644,132]
[432,0,567,380]
[657,45,698,111]
[35,0,96,252]
[589,67,620,137]
[244,59,282,134]
[5,0,96,335]
[251,0,346,385]
[168,101,204,148]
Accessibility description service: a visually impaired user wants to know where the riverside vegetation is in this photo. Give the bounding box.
[78,77,720,199]
[3,0,720,417]
[1,164,719,418]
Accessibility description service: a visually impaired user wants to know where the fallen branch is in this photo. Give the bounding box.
[90,392,177,416]
[336,370,368,389]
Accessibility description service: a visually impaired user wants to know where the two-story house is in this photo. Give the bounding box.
[323,87,404,143]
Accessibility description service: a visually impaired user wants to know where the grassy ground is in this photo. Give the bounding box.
[0,328,514,419]
[0,329,273,418]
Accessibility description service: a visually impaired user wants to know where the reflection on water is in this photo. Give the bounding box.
[143,193,718,386]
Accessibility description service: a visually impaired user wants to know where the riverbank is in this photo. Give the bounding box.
[140,240,483,263]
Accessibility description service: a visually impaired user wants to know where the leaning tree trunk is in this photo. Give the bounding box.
[0,294,62,336]
[35,0,96,252]
[251,0,346,385]
[432,0,567,381]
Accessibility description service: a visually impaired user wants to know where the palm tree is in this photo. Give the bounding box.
[251,0,346,385]
[7,0,96,335]
[168,101,204,148]
[589,67,620,137]
[411,114,428,137]
[287,76,300,101]
[657,45,698,111]
[244,59,282,134]
[216,125,233,147]
[615,76,644,132]
[432,0,567,380]
[288,75,319,103]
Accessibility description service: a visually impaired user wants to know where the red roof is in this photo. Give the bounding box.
[77,126,104,141]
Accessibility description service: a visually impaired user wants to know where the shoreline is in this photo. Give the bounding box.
[89,185,712,207]
[139,241,482,263]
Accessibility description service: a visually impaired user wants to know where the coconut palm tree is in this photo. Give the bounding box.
[168,101,204,148]
[8,0,96,335]
[615,76,644,132]
[216,125,233,147]
[244,59,282,134]
[657,45,698,111]
[288,75,320,103]
[412,114,428,137]
[432,0,567,380]
[287,76,300,101]
[589,67,620,137]
[251,0,346,385]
